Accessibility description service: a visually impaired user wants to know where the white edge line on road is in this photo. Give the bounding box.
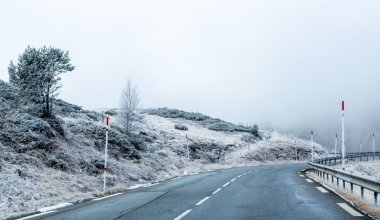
[212,188,222,195]
[337,203,364,217]
[93,193,123,201]
[316,187,328,193]
[305,179,313,183]
[38,203,73,213]
[223,182,231,187]
[17,211,56,220]
[174,209,192,220]
[231,178,237,182]
[195,196,210,206]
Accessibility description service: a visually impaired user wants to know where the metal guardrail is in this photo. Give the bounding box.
[314,152,380,166]
[308,161,380,205]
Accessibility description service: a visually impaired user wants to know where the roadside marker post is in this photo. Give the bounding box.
[311,130,314,162]
[295,140,297,161]
[335,134,338,158]
[103,116,110,193]
[373,133,375,158]
[341,101,346,168]
[185,134,190,175]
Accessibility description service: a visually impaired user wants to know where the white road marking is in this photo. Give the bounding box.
[223,182,231,187]
[237,175,242,178]
[212,188,222,195]
[337,203,363,217]
[299,174,304,177]
[196,196,210,206]
[316,187,328,193]
[231,178,237,182]
[174,209,192,220]
[38,203,73,213]
[93,193,122,201]
[305,179,313,183]
[17,211,56,220]
[172,177,182,180]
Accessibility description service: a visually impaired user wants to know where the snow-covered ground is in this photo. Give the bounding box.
[335,161,380,179]
[0,108,327,219]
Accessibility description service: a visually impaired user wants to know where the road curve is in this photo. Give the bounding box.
[25,163,369,220]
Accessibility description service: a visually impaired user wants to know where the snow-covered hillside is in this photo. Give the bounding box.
[0,81,328,219]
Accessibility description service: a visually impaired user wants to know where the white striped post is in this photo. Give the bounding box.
[341,101,346,168]
[103,115,110,193]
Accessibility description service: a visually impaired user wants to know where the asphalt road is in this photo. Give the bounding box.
[26,163,370,220]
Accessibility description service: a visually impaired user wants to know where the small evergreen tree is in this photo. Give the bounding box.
[8,46,75,118]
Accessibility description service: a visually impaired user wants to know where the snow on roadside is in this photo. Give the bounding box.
[334,161,380,179]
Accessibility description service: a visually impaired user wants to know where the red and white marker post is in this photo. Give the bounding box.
[341,101,346,168]
[103,116,110,192]
[311,130,314,162]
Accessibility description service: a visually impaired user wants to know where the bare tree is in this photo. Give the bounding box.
[119,79,139,134]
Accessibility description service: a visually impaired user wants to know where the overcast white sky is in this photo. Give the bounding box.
[1,0,380,150]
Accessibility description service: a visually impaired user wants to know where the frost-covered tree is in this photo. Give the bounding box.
[8,46,75,118]
[119,79,139,134]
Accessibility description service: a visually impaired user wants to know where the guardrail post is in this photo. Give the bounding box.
[337,178,339,186]
[350,183,353,194]
[342,180,345,189]
[332,176,334,184]
[361,187,364,198]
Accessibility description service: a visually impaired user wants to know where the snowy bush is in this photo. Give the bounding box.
[0,113,57,152]
[208,122,235,132]
[145,108,211,121]
[105,109,117,116]
[53,99,82,116]
[174,124,188,131]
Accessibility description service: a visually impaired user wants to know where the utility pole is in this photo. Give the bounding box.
[341,101,346,168]
[103,115,110,193]
[311,130,314,162]
[335,134,338,158]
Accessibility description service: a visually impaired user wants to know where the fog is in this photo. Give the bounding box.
[0,0,379,151]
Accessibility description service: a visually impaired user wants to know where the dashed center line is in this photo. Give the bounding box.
[316,187,328,193]
[212,188,222,195]
[223,182,231,187]
[305,179,313,183]
[337,203,363,217]
[231,178,237,182]
[174,209,192,220]
[195,196,210,206]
